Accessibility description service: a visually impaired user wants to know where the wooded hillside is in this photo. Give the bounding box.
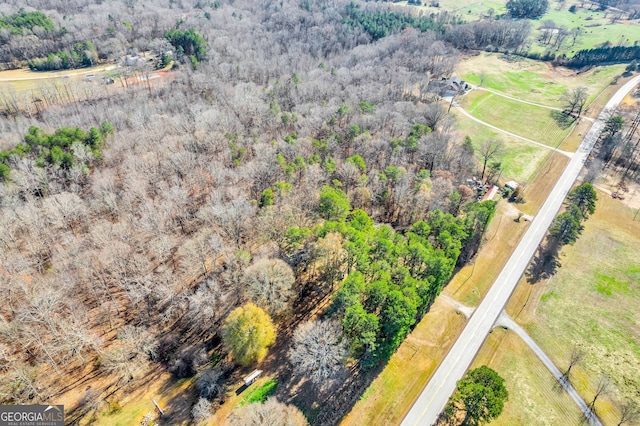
[0,0,496,423]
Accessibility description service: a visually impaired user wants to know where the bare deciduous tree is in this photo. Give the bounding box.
[191,397,212,424]
[561,87,588,116]
[617,400,640,426]
[225,397,308,426]
[288,319,347,387]
[243,258,296,316]
[478,139,505,180]
[196,368,224,400]
[561,344,585,383]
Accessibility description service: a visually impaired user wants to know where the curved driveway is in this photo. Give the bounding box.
[401,74,640,426]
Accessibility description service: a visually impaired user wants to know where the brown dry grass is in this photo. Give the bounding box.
[582,73,638,119]
[518,152,570,217]
[92,369,194,426]
[558,118,593,153]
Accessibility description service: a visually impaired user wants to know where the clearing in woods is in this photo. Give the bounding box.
[507,189,640,426]
[457,53,625,108]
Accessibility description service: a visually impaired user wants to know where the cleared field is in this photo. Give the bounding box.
[453,108,553,184]
[507,189,640,426]
[460,90,574,147]
[0,64,117,93]
[529,4,640,57]
[458,53,625,108]
[473,328,584,426]
[395,0,640,59]
[340,298,467,426]
[518,151,570,217]
[392,0,507,20]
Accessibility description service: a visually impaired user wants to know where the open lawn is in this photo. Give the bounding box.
[340,298,467,426]
[392,0,506,20]
[458,53,625,108]
[460,90,574,147]
[529,3,640,57]
[453,108,553,184]
[507,189,640,426]
[396,0,640,59]
[0,64,117,93]
[473,328,584,426]
[518,151,570,217]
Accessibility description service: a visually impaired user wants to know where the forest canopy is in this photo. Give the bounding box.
[0,0,504,423]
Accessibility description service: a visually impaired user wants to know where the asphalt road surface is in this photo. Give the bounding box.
[401,75,640,426]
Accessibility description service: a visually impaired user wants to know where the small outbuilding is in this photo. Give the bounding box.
[505,181,519,190]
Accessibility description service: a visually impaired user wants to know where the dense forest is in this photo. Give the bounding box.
[0,0,504,424]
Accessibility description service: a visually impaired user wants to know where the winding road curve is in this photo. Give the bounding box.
[401,74,640,426]
[495,313,601,425]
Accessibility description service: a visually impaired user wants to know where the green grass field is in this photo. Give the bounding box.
[394,0,640,59]
[529,3,640,57]
[392,0,507,20]
[460,90,574,147]
[458,53,625,108]
[509,191,640,425]
[238,378,278,406]
[473,328,584,426]
[452,108,552,184]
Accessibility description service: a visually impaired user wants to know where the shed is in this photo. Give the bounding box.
[505,181,519,190]
[481,185,499,202]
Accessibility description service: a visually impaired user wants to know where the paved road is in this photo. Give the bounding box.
[401,74,640,426]
[496,313,602,425]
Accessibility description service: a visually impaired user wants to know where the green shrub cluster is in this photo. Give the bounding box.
[165,29,208,62]
[28,41,98,71]
[0,122,113,181]
[0,10,54,34]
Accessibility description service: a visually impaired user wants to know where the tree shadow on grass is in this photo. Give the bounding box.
[550,110,577,130]
[526,245,561,284]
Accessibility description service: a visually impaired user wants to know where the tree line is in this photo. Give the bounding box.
[561,45,640,68]
[527,182,598,282]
